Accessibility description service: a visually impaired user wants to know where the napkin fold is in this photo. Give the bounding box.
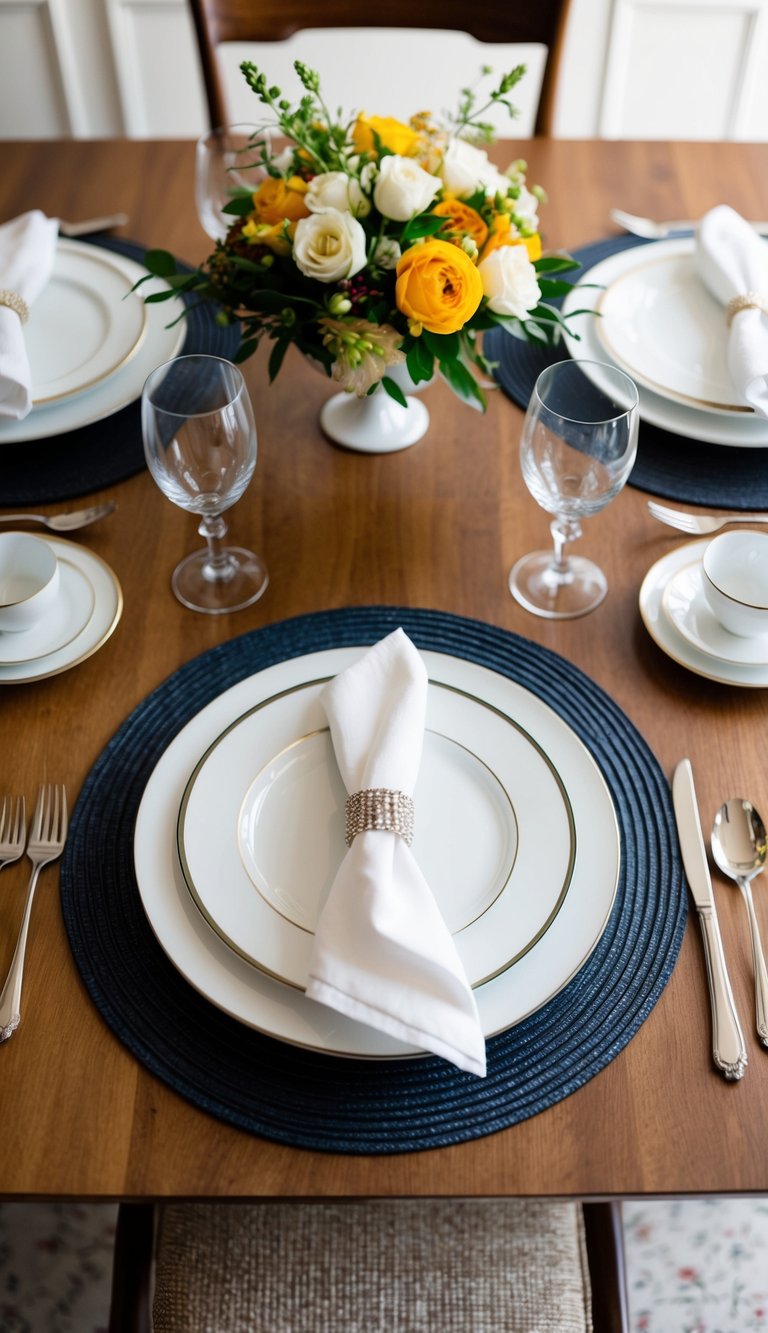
[696,204,768,417]
[0,210,58,420]
[305,629,487,1077]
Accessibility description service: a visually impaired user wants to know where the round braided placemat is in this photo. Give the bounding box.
[60,606,686,1154]
[485,235,768,509]
[0,237,240,507]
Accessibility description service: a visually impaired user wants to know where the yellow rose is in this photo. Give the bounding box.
[432,196,489,250]
[395,238,483,335]
[353,114,420,157]
[251,175,310,226]
[482,214,542,262]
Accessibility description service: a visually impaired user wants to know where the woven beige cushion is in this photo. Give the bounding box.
[152,1198,592,1333]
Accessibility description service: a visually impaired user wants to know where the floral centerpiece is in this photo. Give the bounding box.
[143,61,578,413]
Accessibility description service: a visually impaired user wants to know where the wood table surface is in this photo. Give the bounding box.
[1,138,768,1201]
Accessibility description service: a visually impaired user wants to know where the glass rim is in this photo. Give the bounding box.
[532,359,639,425]
[142,354,248,419]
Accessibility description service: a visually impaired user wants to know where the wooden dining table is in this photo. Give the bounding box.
[1,135,768,1202]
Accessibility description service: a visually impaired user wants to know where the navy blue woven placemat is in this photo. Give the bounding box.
[60,607,685,1154]
[0,238,240,507]
[486,235,768,510]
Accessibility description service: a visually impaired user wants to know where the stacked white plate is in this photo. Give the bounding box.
[134,646,621,1057]
[561,237,768,448]
[0,238,185,444]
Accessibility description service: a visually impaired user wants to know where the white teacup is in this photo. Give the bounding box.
[702,530,768,638]
[0,532,60,632]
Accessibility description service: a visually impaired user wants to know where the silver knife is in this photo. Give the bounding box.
[672,759,748,1080]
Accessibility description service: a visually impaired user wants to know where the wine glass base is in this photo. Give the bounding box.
[509,551,607,620]
[172,547,268,614]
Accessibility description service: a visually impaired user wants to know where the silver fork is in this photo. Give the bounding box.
[611,207,768,239]
[0,502,116,533]
[648,500,768,536]
[0,796,26,870]
[0,784,67,1042]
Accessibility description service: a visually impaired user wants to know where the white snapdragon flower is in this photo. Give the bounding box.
[512,184,540,230]
[439,139,510,198]
[372,236,402,269]
[305,171,370,218]
[292,209,367,283]
[372,155,441,221]
[478,246,541,319]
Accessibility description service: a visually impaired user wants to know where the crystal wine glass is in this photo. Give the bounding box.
[142,354,268,614]
[195,123,264,242]
[509,359,639,619]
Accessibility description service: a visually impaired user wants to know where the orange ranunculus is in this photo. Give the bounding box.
[481,214,542,262]
[352,114,420,157]
[395,238,483,335]
[251,175,310,226]
[432,196,489,250]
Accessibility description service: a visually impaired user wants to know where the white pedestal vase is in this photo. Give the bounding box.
[319,362,430,454]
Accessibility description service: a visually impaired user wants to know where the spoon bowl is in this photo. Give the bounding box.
[711,798,768,1047]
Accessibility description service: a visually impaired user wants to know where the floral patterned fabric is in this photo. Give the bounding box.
[1,1198,768,1330]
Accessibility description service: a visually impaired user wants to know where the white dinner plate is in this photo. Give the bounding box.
[0,536,122,684]
[562,242,768,448]
[0,244,186,445]
[640,540,768,687]
[28,240,148,405]
[134,647,620,1058]
[0,555,95,664]
[177,678,576,991]
[662,559,768,667]
[596,240,752,415]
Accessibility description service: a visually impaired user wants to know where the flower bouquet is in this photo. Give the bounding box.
[143,61,578,423]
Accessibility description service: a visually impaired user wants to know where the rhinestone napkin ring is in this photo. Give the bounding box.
[0,289,29,323]
[345,788,414,847]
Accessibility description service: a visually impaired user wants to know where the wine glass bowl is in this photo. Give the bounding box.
[142,354,268,614]
[195,124,264,242]
[509,360,639,619]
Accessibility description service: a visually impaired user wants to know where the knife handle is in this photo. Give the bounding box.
[697,905,748,1079]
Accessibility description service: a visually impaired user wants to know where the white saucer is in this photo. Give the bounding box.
[639,539,768,686]
[663,561,768,666]
[0,536,123,683]
[0,557,96,664]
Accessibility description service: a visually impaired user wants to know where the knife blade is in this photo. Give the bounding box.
[672,759,747,1080]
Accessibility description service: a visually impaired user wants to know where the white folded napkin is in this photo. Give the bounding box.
[696,204,768,416]
[305,629,487,1077]
[0,210,58,420]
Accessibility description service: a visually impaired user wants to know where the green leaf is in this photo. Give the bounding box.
[401,213,445,244]
[422,329,460,361]
[439,357,486,410]
[534,255,581,274]
[406,340,434,384]
[143,249,177,277]
[537,278,577,298]
[143,289,182,304]
[222,195,255,217]
[381,375,408,407]
[267,338,290,380]
[234,336,260,363]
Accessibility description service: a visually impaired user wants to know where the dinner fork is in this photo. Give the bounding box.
[0,784,67,1042]
[611,207,768,239]
[648,500,768,536]
[0,502,116,532]
[0,795,25,870]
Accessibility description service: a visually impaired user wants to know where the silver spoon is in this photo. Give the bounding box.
[0,502,116,532]
[712,798,768,1047]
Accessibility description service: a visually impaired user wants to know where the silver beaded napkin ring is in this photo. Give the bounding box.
[0,289,29,323]
[345,788,415,847]
[726,291,768,326]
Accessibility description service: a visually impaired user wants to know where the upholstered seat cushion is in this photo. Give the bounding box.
[152,1198,592,1332]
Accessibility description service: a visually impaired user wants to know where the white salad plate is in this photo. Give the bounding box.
[135,646,620,1059]
[0,554,95,664]
[562,241,768,448]
[663,561,768,667]
[177,677,576,991]
[640,540,768,687]
[0,242,186,445]
[0,536,123,684]
[28,240,147,405]
[595,240,750,415]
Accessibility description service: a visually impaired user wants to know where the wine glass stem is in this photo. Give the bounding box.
[550,516,582,576]
[198,513,235,583]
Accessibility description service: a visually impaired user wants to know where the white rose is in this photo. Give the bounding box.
[478,246,541,319]
[440,139,510,198]
[372,155,441,221]
[292,209,367,283]
[305,171,370,218]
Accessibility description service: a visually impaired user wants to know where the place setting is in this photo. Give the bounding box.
[0,209,240,507]
[485,203,768,509]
